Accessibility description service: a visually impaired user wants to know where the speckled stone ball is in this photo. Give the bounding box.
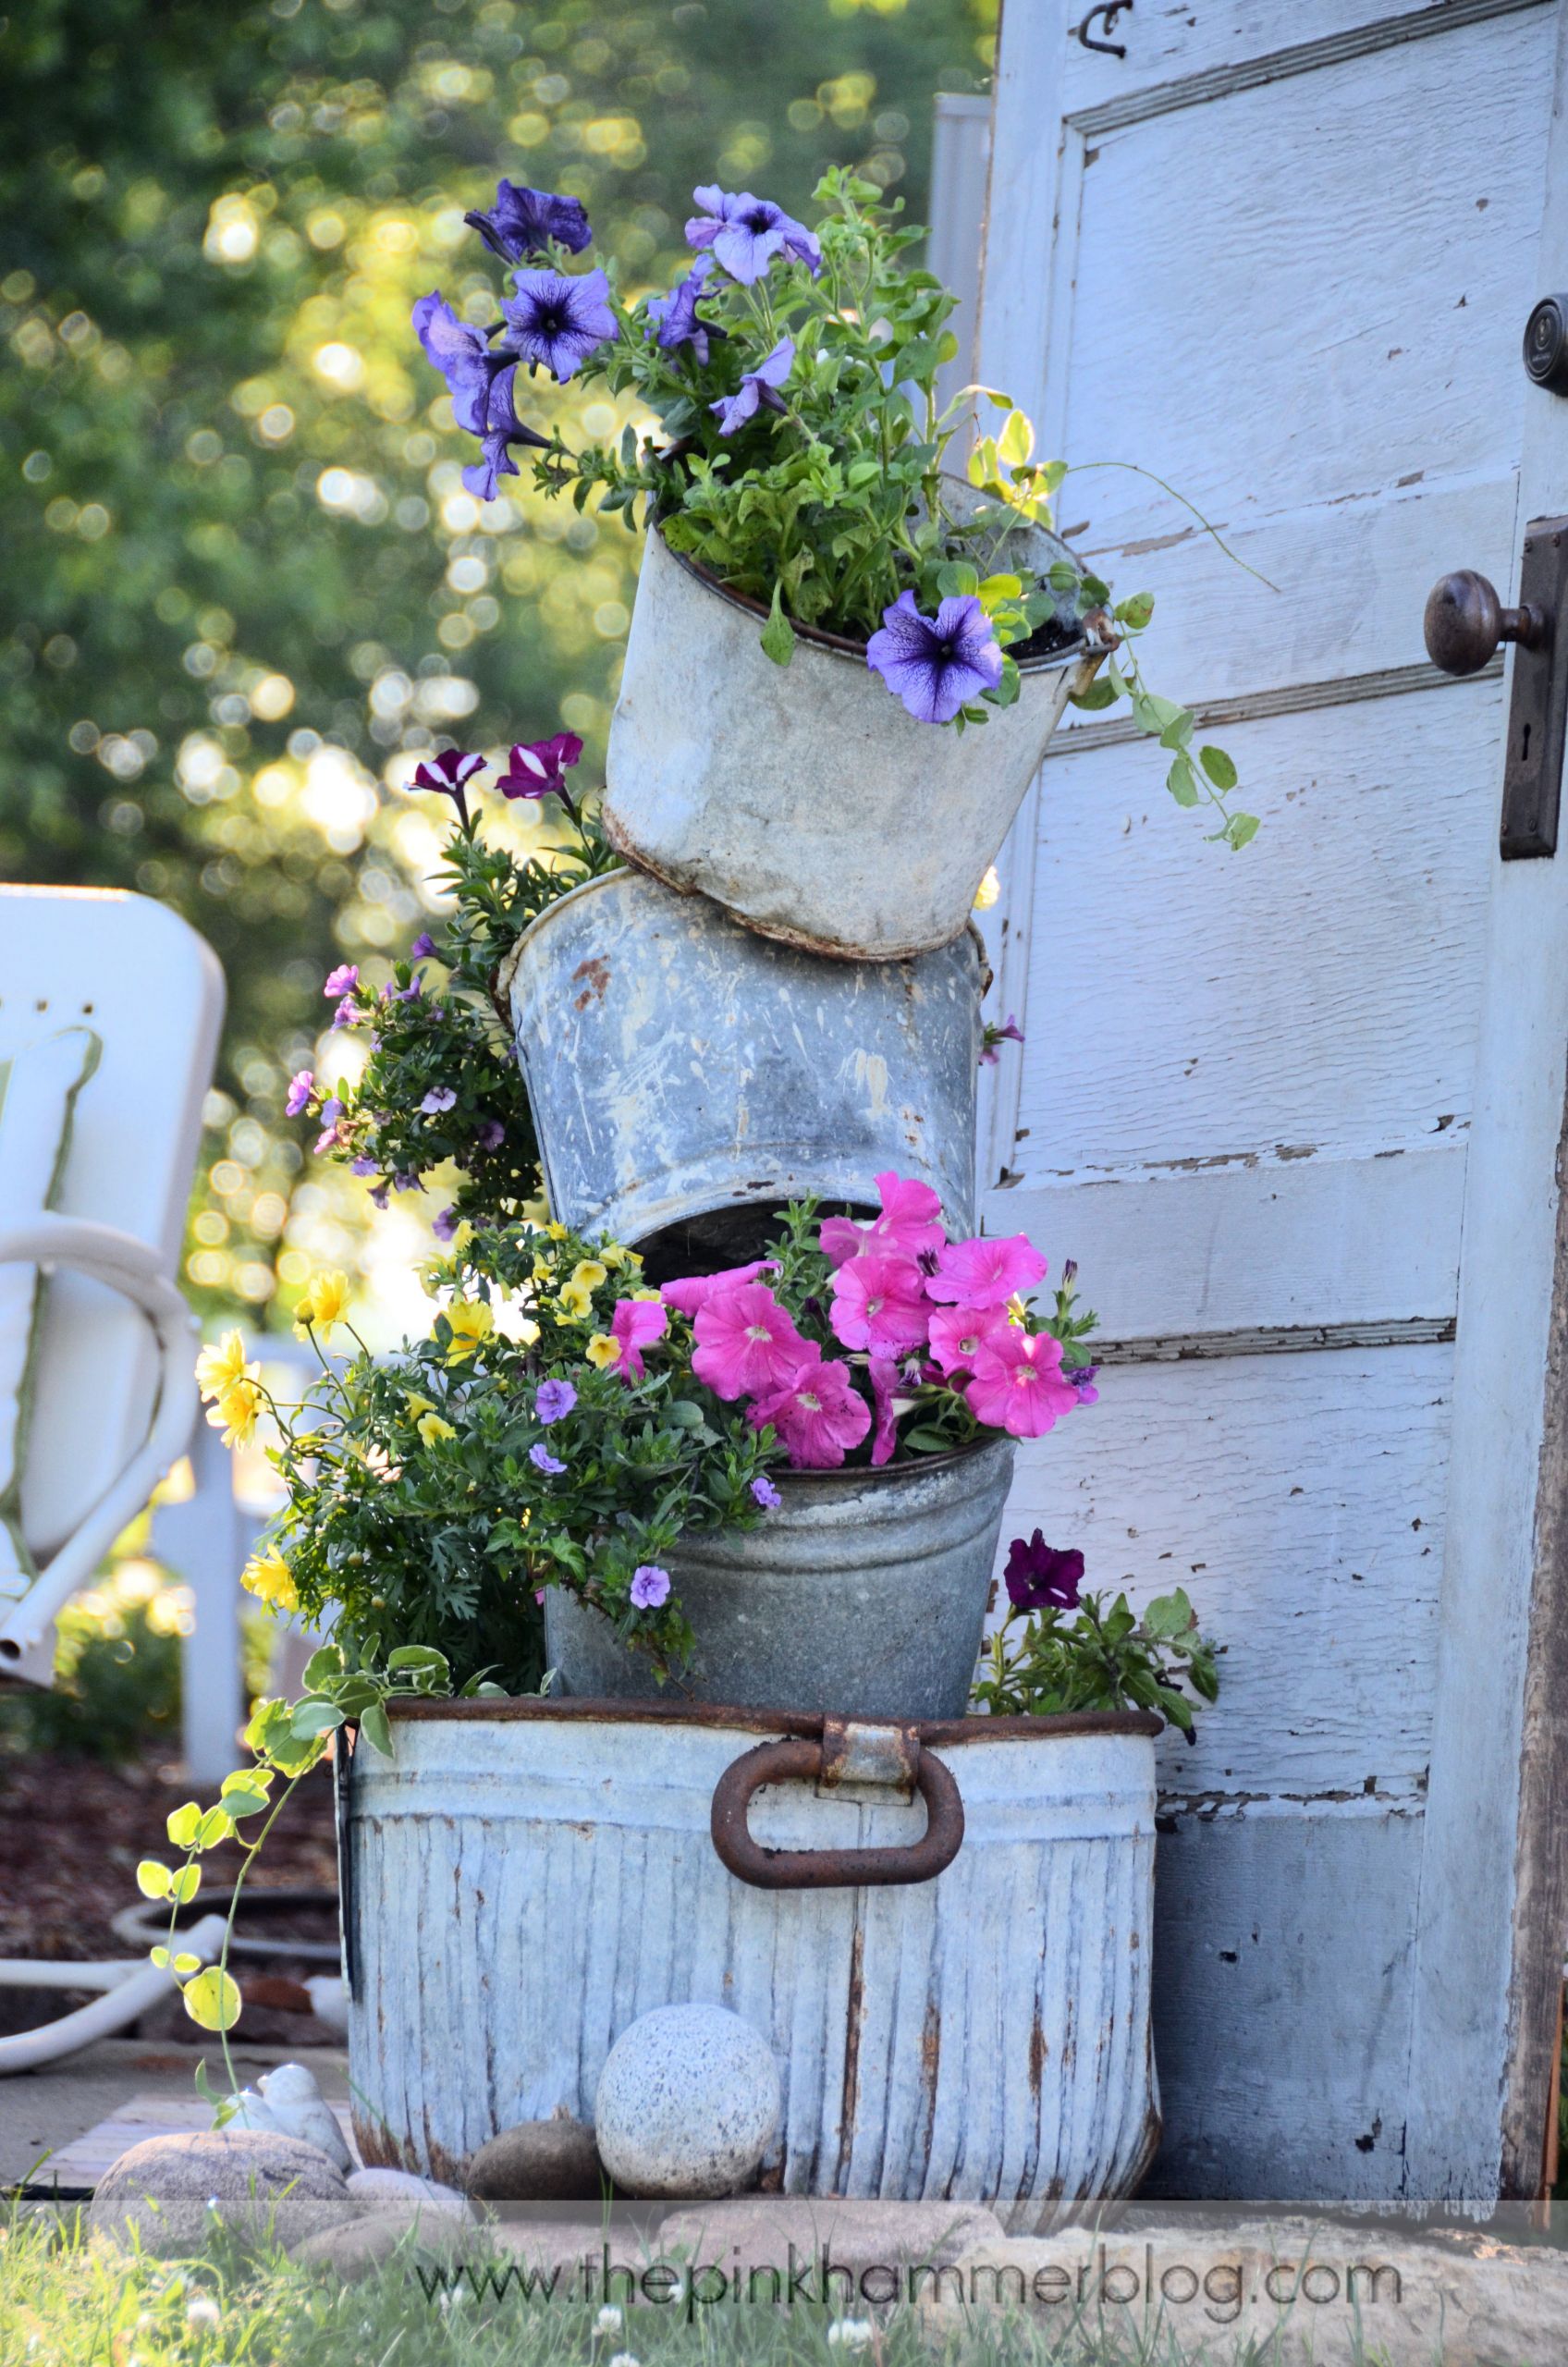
[594,2003,781,2199]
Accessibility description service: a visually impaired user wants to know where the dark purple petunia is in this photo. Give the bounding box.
[686,186,821,284]
[496,730,583,802]
[1004,1531,1085,1613]
[1069,1364,1100,1406]
[462,363,549,503]
[710,335,793,436]
[411,932,437,960]
[501,267,617,383]
[646,254,722,362]
[410,746,485,828]
[979,1013,1025,1068]
[464,180,592,263]
[866,591,1004,726]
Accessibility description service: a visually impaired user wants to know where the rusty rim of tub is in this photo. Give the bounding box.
[378,1697,1162,1745]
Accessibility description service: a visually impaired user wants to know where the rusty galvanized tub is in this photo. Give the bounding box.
[545,1435,1016,1720]
[343,1699,1162,2217]
[601,489,1099,963]
[500,867,981,1274]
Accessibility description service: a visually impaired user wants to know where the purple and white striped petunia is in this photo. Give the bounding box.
[410,747,485,828]
[501,267,617,383]
[685,187,820,284]
[464,180,592,263]
[709,336,793,437]
[865,591,1004,725]
[496,730,583,802]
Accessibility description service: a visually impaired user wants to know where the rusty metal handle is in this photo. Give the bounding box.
[709,1735,964,1891]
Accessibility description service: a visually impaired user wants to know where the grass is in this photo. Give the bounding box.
[0,2208,1441,2367]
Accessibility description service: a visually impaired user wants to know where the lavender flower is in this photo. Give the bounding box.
[312,1098,345,1155]
[410,746,485,828]
[529,1442,567,1476]
[323,964,358,1000]
[866,591,1004,725]
[351,1156,378,1177]
[750,1476,782,1510]
[630,1564,671,1610]
[501,267,617,383]
[461,364,549,503]
[476,1119,506,1151]
[1003,1531,1084,1613]
[433,1207,459,1243]
[393,974,423,1003]
[534,1379,577,1425]
[464,180,592,263]
[331,997,358,1030]
[710,336,793,436]
[285,1069,313,1117]
[1070,1364,1100,1406]
[646,254,721,362]
[496,731,583,802]
[393,1171,424,1194]
[421,1085,457,1114]
[686,186,820,284]
[411,292,509,437]
[411,932,437,961]
[980,1014,1025,1068]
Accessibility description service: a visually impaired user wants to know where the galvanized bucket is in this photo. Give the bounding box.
[344,1699,1162,2214]
[500,867,981,1272]
[601,487,1098,962]
[545,1435,1016,1720]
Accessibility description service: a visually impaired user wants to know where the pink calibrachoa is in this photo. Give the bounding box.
[659,1258,779,1318]
[965,1328,1080,1440]
[748,1343,872,1469]
[827,1252,930,1358]
[819,1170,946,1269]
[868,1356,900,1467]
[692,1282,811,1401]
[926,1302,1013,1379]
[926,1232,1049,1311]
[608,1296,668,1381]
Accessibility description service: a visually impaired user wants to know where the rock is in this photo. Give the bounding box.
[658,2198,1005,2282]
[348,2167,470,2214]
[257,2062,354,2175]
[594,2003,780,2200]
[465,2116,606,2202]
[91,2129,349,2256]
[291,2205,482,2280]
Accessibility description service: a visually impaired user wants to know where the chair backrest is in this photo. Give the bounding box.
[0,888,224,1562]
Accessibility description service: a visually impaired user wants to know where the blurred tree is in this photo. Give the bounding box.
[0,0,989,1325]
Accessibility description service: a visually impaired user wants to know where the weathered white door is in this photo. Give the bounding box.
[974,0,1568,2199]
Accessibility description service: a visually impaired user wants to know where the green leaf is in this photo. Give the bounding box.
[136,1859,172,1901]
[998,407,1034,467]
[301,1645,345,1693]
[1200,744,1239,791]
[360,1700,394,1760]
[218,1787,269,1821]
[1068,676,1117,713]
[170,1864,202,1906]
[290,1699,346,1739]
[172,1952,203,1977]
[936,560,980,600]
[182,1967,242,2033]
[150,1945,172,1969]
[194,1807,234,1848]
[165,1802,202,1849]
[386,1645,447,1674]
[759,582,795,668]
[1113,591,1155,632]
[1226,811,1261,850]
[1167,755,1201,808]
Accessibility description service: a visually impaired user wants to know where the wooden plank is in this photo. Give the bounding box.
[985,1145,1464,1340]
[991,1343,1451,1799]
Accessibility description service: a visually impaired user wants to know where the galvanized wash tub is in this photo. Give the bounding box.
[500,867,981,1273]
[601,497,1098,963]
[545,1435,1016,1720]
[344,1699,1162,2214]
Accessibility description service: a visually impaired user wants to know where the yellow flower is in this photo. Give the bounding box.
[195,1329,255,1404]
[531,1256,554,1284]
[545,1222,568,1240]
[443,1300,494,1363]
[601,1242,643,1273]
[293,1269,349,1338]
[241,1550,298,1614]
[631,1287,664,1305]
[569,1259,607,1293]
[585,1332,622,1369]
[447,1220,473,1255]
[417,1410,457,1445]
[556,1281,594,1322]
[208,1377,263,1448]
[404,1392,435,1418]
[974,865,1001,912]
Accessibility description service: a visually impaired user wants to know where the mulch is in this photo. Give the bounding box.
[0,1741,342,2046]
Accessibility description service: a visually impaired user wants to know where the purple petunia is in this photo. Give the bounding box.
[331,996,358,1030]
[646,254,721,362]
[630,1563,671,1610]
[979,1014,1025,1068]
[709,336,793,436]
[501,267,617,383]
[285,1068,313,1117]
[464,180,593,263]
[1003,1531,1085,1613]
[351,1156,378,1177]
[750,1475,782,1510]
[323,964,358,1000]
[686,186,820,284]
[433,1206,459,1243]
[476,1119,506,1152]
[312,1097,345,1156]
[529,1441,568,1476]
[394,974,423,1003]
[534,1378,577,1425]
[1069,1364,1100,1406]
[411,932,437,961]
[461,363,550,503]
[411,291,509,437]
[421,1085,457,1114]
[866,591,1005,726]
[496,730,583,802]
[410,746,485,828]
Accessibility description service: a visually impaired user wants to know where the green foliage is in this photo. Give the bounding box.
[973,1587,1219,1739]
[1,0,991,1321]
[0,1563,185,1761]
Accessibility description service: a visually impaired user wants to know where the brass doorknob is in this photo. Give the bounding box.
[1424,569,1550,677]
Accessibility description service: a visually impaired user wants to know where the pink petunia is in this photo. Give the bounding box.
[819,1171,946,1269]
[827,1253,930,1358]
[747,1345,872,1469]
[964,1329,1079,1440]
[660,1259,779,1318]
[692,1282,811,1401]
[868,1357,900,1467]
[608,1296,668,1381]
[927,1303,1014,1379]
[926,1233,1048,1312]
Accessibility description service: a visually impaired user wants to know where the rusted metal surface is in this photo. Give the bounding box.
[543,1435,1015,1719]
[347,1707,1160,2211]
[501,866,983,1267]
[709,1728,964,1890]
[602,488,1094,963]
